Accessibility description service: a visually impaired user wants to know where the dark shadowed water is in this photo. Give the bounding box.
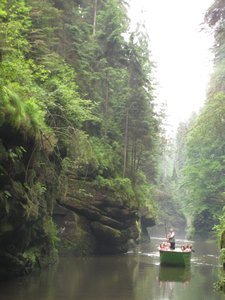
[0,237,224,300]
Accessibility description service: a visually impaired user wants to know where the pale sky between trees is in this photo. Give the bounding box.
[128,0,214,136]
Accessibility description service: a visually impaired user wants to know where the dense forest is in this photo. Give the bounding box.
[160,0,225,291]
[170,1,225,238]
[0,0,161,277]
[3,0,225,291]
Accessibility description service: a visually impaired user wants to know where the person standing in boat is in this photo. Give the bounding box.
[167,228,175,250]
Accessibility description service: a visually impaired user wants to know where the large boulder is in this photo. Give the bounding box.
[54,180,140,255]
[53,204,96,256]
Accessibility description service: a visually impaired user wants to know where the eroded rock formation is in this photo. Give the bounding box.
[54,179,139,255]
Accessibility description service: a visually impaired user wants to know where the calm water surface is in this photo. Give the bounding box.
[0,237,224,300]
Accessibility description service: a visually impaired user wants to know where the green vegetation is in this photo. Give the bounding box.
[0,0,160,277]
[3,0,225,290]
[192,2,225,236]
[157,0,225,240]
[156,0,225,292]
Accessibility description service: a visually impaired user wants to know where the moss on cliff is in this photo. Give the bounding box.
[0,122,58,278]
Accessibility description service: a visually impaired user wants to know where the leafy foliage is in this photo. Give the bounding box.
[172,0,225,239]
[0,0,161,275]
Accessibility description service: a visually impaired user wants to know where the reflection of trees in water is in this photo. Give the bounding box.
[0,239,221,300]
[56,256,139,300]
[0,256,140,300]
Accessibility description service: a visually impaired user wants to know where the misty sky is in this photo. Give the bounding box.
[128,0,214,135]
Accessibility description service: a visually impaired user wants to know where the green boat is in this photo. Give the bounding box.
[159,249,191,267]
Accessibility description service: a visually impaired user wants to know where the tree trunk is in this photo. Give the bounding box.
[93,0,98,36]
[123,109,129,178]
[103,80,109,137]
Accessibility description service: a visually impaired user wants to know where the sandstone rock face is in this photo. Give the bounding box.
[54,183,139,255]
[138,206,155,242]
[0,125,154,278]
[0,125,58,278]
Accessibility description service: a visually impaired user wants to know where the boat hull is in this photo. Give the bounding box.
[159,250,191,267]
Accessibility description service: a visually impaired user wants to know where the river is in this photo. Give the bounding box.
[0,237,224,300]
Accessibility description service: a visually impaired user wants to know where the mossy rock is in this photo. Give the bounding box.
[54,207,96,256]
[90,221,123,245]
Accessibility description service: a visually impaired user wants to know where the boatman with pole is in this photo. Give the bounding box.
[167,228,175,250]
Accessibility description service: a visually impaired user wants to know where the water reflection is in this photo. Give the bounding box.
[159,266,191,283]
[157,266,190,300]
[0,238,224,300]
